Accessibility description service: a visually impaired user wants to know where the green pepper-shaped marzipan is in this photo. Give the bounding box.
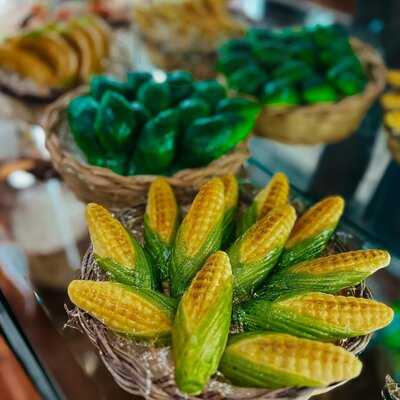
[166,70,193,104]
[94,91,137,153]
[179,97,210,129]
[90,75,128,100]
[137,79,171,115]
[67,95,103,160]
[129,109,179,175]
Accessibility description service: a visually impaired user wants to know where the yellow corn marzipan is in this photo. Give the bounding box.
[385,110,400,131]
[381,92,400,110]
[239,204,296,264]
[68,280,172,335]
[230,333,362,385]
[285,196,344,249]
[183,251,232,325]
[255,172,290,218]
[278,292,394,333]
[387,69,400,87]
[180,178,225,256]
[289,249,391,275]
[146,177,178,244]
[221,175,239,212]
[86,203,135,269]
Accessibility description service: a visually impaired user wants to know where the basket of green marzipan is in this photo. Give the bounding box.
[44,71,260,208]
[66,172,394,400]
[217,25,386,145]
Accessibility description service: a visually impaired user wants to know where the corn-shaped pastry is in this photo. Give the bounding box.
[173,251,233,395]
[221,175,239,248]
[278,196,344,269]
[68,280,176,342]
[86,203,155,289]
[236,292,394,341]
[259,249,390,300]
[228,204,296,301]
[237,172,289,236]
[220,332,362,389]
[170,178,225,297]
[144,178,179,282]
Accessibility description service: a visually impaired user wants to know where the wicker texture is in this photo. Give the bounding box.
[66,195,373,400]
[254,38,386,145]
[44,88,249,208]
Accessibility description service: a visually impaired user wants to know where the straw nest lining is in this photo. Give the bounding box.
[66,195,373,400]
[254,38,386,145]
[44,87,249,209]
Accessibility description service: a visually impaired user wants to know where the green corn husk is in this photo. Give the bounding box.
[173,251,233,395]
[219,332,362,389]
[259,249,391,300]
[229,204,296,301]
[278,196,344,269]
[68,280,176,343]
[86,203,156,289]
[235,292,394,341]
[237,172,289,236]
[144,177,179,282]
[221,175,239,248]
[169,178,225,297]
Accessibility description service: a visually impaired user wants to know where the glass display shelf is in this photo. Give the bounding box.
[0,1,399,399]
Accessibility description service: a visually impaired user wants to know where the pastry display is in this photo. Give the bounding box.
[132,0,246,78]
[0,15,111,100]
[67,71,260,176]
[67,173,394,397]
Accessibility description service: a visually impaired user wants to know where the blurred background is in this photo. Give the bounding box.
[0,1,399,399]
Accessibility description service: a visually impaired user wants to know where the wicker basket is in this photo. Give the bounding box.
[254,38,386,145]
[66,194,373,400]
[44,89,250,208]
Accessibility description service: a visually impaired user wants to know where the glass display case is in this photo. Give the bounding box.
[0,1,399,400]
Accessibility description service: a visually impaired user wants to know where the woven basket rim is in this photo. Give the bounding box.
[66,196,373,400]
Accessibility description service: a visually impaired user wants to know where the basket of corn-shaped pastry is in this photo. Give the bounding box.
[44,71,259,208]
[0,14,129,123]
[381,70,400,165]
[217,25,386,145]
[132,0,246,79]
[66,172,394,400]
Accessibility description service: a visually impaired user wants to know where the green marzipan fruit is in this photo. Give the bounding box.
[234,292,394,341]
[219,332,362,389]
[95,240,156,290]
[278,228,335,270]
[236,202,257,237]
[258,250,390,300]
[143,214,173,282]
[173,251,233,395]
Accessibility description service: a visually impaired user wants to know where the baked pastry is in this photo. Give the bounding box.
[0,15,111,100]
[132,0,246,78]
